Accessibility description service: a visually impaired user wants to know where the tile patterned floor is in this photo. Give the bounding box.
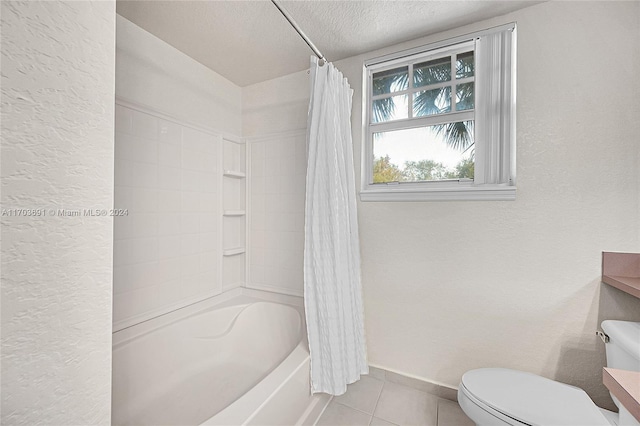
[316,375,474,426]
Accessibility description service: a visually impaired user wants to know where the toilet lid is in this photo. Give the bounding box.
[461,368,610,426]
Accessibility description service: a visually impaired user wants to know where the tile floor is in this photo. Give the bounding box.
[316,376,474,426]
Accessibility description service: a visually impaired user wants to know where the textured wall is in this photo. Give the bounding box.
[116,15,242,135]
[353,1,640,408]
[243,1,640,408]
[1,1,115,424]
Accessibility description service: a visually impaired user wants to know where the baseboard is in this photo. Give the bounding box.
[368,364,459,402]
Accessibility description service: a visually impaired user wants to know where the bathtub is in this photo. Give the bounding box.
[112,295,327,425]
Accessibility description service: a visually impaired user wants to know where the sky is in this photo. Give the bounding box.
[372,95,471,171]
[374,126,469,170]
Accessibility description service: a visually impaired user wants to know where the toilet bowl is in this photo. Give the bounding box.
[459,320,640,426]
[458,368,613,425]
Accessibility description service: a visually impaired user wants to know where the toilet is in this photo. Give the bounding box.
[458,320,640,426]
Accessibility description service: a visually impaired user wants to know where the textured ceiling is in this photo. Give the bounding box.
[116,0,539,87]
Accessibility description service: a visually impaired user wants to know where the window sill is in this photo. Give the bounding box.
[359,185,516,202]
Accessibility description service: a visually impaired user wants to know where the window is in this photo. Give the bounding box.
[361,24,517,201]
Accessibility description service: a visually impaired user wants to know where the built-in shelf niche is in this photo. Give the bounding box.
[223,253,245,290]
[223,248,246,256]
[223,135,245,173]
[223,170,246,179]
[222,137,246,290]
[223,177,245,211]
[223,215,245,249]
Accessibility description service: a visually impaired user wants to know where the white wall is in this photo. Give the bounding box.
[113,17,245,327]
[247,130,307,296]
[1,1,115,423]
[244,1,640,407]
[116,15,242,135]
[355,2,640,408]
[113,103,221,328]
[243,70,309,137]
[244,72,309,296]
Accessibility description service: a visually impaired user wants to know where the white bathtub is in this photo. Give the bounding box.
[112,295,328,425]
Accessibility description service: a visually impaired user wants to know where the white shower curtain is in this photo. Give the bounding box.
[304,56,368,396]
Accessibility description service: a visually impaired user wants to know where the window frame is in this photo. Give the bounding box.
[360,23,517,202]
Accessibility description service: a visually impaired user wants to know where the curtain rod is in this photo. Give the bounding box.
[270,0,326,64]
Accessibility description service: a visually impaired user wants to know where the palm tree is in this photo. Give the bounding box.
[371,68,408,123]
[372,53,475,154]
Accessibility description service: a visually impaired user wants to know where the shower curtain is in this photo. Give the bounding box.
[304,56,368,396]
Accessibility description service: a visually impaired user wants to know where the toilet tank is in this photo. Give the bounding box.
[601,320,640,371]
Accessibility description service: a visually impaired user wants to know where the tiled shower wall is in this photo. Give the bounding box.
[249,130,307,296]
[113,103,221,328]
